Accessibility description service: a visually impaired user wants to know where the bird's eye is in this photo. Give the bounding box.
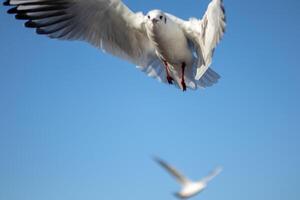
[148,16,150,19]
[160,15,163,20]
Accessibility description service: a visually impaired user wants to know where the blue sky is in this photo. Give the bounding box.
[0,0,299,200]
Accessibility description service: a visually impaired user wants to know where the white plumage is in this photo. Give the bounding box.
[4,0,226,91]
[155,157,223,199]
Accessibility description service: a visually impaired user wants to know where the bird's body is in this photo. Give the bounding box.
[146,10,193,66]
[3,0,226,91]
[154,157,222,199]
[177,182,205,199]
[145,10,194,89]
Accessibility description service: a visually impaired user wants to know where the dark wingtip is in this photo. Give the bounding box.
[153,156,165,165]
[7,7,17,14]
[3,0,10,6]
[25,21,36,28]
[15,13,28,20]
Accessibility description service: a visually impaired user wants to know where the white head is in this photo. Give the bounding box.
[146,10,167,26]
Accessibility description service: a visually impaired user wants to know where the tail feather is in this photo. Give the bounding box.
[196,68,220,88]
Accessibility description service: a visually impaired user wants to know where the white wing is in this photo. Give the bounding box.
[154,157,190,186]
[201,166,223,184]
[4,0,167,83]
[167,0,226,80]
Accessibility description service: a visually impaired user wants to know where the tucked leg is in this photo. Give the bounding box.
[163,60,174,84]
[181,62,187,91]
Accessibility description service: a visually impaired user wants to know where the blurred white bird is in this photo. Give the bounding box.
[4,0,226,91]
[155,157,222,199]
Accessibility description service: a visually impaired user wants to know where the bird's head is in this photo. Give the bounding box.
[146,10,167,25]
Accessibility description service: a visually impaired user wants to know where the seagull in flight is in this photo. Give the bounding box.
[3,0,226,91]
[154,157,222,199]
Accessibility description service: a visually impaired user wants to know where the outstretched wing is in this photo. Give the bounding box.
[154,157,190,186]
[201,166,223,184]
[196,0,226,80]
[4,0,167,80]
[167,0,226,80]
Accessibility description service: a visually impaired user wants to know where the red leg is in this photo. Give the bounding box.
[163,60,174,84]
[181,62,187,91]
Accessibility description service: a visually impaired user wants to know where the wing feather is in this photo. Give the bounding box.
[4,0,168,84]
[154,157,190,185]
[201,166,223,184]
[196,0,226,80]
[5,1,155,65]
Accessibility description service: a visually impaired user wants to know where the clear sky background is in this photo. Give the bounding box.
[0,0,299,200]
